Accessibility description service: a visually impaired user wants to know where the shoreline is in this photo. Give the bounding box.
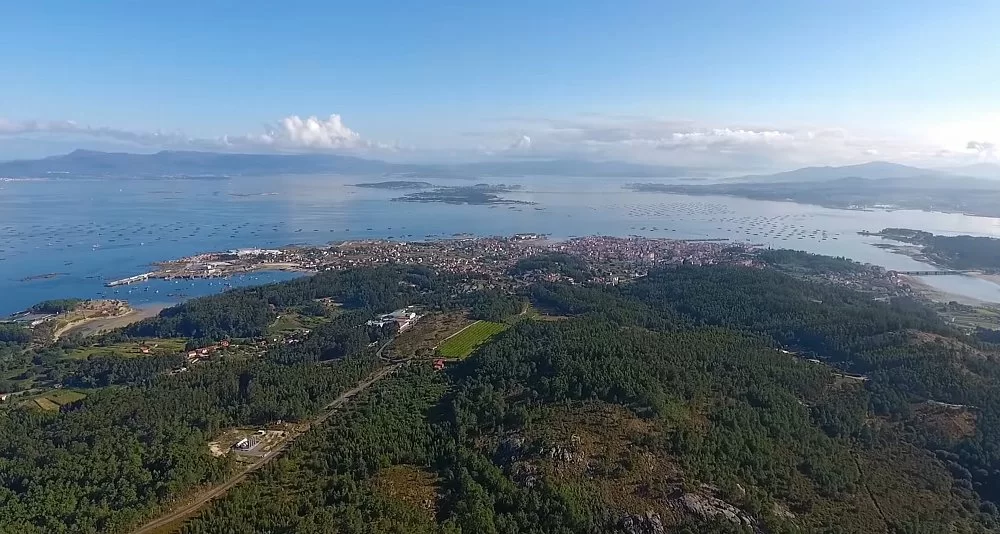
[55,303,169,339]
[899,275,997,307]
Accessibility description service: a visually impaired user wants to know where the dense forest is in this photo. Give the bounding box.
[29,298,85,314]
[170,264,1000,532]
[5,260,1000,532]
[0,266,450,533]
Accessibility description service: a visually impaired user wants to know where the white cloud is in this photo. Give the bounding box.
[968,140,996,153]
[465,115,983,170]
[506,134,532,151]
[259,114,363,150]
[3,112,995,169]
[923,113,1000,154]
[0,118,187,145]
[0,114,389,154]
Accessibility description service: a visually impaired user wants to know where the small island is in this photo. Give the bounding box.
[392,183,534,205]
[352,180,435,190]
[19,272,67,282]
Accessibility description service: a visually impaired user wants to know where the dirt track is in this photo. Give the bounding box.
[131,362,403,534]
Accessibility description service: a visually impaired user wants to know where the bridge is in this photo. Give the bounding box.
[892,269,976,276]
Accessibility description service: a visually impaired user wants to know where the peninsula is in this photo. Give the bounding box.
[868,228,1000,272]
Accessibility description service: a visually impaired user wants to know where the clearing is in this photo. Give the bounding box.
[67,338,187,360]
[23,389,88,411]
[386,311,474,359]
[372,464,440,522]
[436,320,508,358]
[267,311,333,336]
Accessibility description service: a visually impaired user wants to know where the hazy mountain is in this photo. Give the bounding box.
[730,161,953,183]
[436,159,700,178]
[629,160,1000,218]
[0,149,399,178]
[946,162,1000,180]
[0,149,695,179]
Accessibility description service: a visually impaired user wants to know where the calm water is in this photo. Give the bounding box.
[3,173,1000,315]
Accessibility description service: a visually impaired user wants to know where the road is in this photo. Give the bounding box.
[131,361,404,534]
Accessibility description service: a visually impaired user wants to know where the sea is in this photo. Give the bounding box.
[4,173,1000,316]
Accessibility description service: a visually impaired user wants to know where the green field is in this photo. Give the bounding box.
[27,389,88,411]
[437,321,508,358]
[47,390,87,405]
[33,397,60,411]
[66,338,187,360]
[267,312,333,336]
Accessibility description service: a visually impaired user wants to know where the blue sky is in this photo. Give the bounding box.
[1,1,998,168]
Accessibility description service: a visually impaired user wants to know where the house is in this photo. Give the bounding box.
[433,358,446,371]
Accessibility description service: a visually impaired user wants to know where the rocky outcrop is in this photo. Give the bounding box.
[620,511,665,534]
[669,492,761,533]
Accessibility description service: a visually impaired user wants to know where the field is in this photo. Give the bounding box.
[33,397,60,411]
[436,320,508,358]
[267,311,333,336]
[386,311,473,359]
[27,389,88,411]
[47,389,87,405]
[66,338,187,360]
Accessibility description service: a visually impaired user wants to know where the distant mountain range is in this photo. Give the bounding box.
[0,149,697,179]
[630,161,1000,218]
[944,162,1000,180]
[729,161,950,183]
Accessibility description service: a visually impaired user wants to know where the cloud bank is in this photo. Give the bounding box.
[468,115,999,169]
[2,112,996,170]
[0,114,387,155]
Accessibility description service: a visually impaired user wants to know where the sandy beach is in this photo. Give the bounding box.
[56,303,170,338]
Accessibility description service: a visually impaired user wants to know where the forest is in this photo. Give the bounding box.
[166,265,1000,531]
[28,298,85,314]
[4,260,1000,532]
[877,227,1000,271]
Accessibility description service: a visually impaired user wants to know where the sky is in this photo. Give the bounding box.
[1,0,998,170]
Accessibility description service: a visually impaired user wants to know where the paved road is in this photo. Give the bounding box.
[131,362,404,534]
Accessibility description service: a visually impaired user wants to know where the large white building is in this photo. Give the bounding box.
[366,308,418,330]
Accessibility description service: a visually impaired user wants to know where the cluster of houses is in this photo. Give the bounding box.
[185,339,231,362]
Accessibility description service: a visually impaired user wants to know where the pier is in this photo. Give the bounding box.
[105,272,154,287]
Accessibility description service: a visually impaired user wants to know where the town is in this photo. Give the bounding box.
[106,234,766,288]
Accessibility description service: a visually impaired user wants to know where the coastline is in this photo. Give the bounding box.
[52,302,170,339]
[899,275,989,306]
[56,303,170,338]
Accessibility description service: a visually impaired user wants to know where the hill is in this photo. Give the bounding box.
[731,161,951,183]
[630,162,1000,217]
[0,149,694,179]
[6,258,1000,532]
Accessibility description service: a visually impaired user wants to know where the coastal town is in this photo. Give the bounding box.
[106,234,765,288]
